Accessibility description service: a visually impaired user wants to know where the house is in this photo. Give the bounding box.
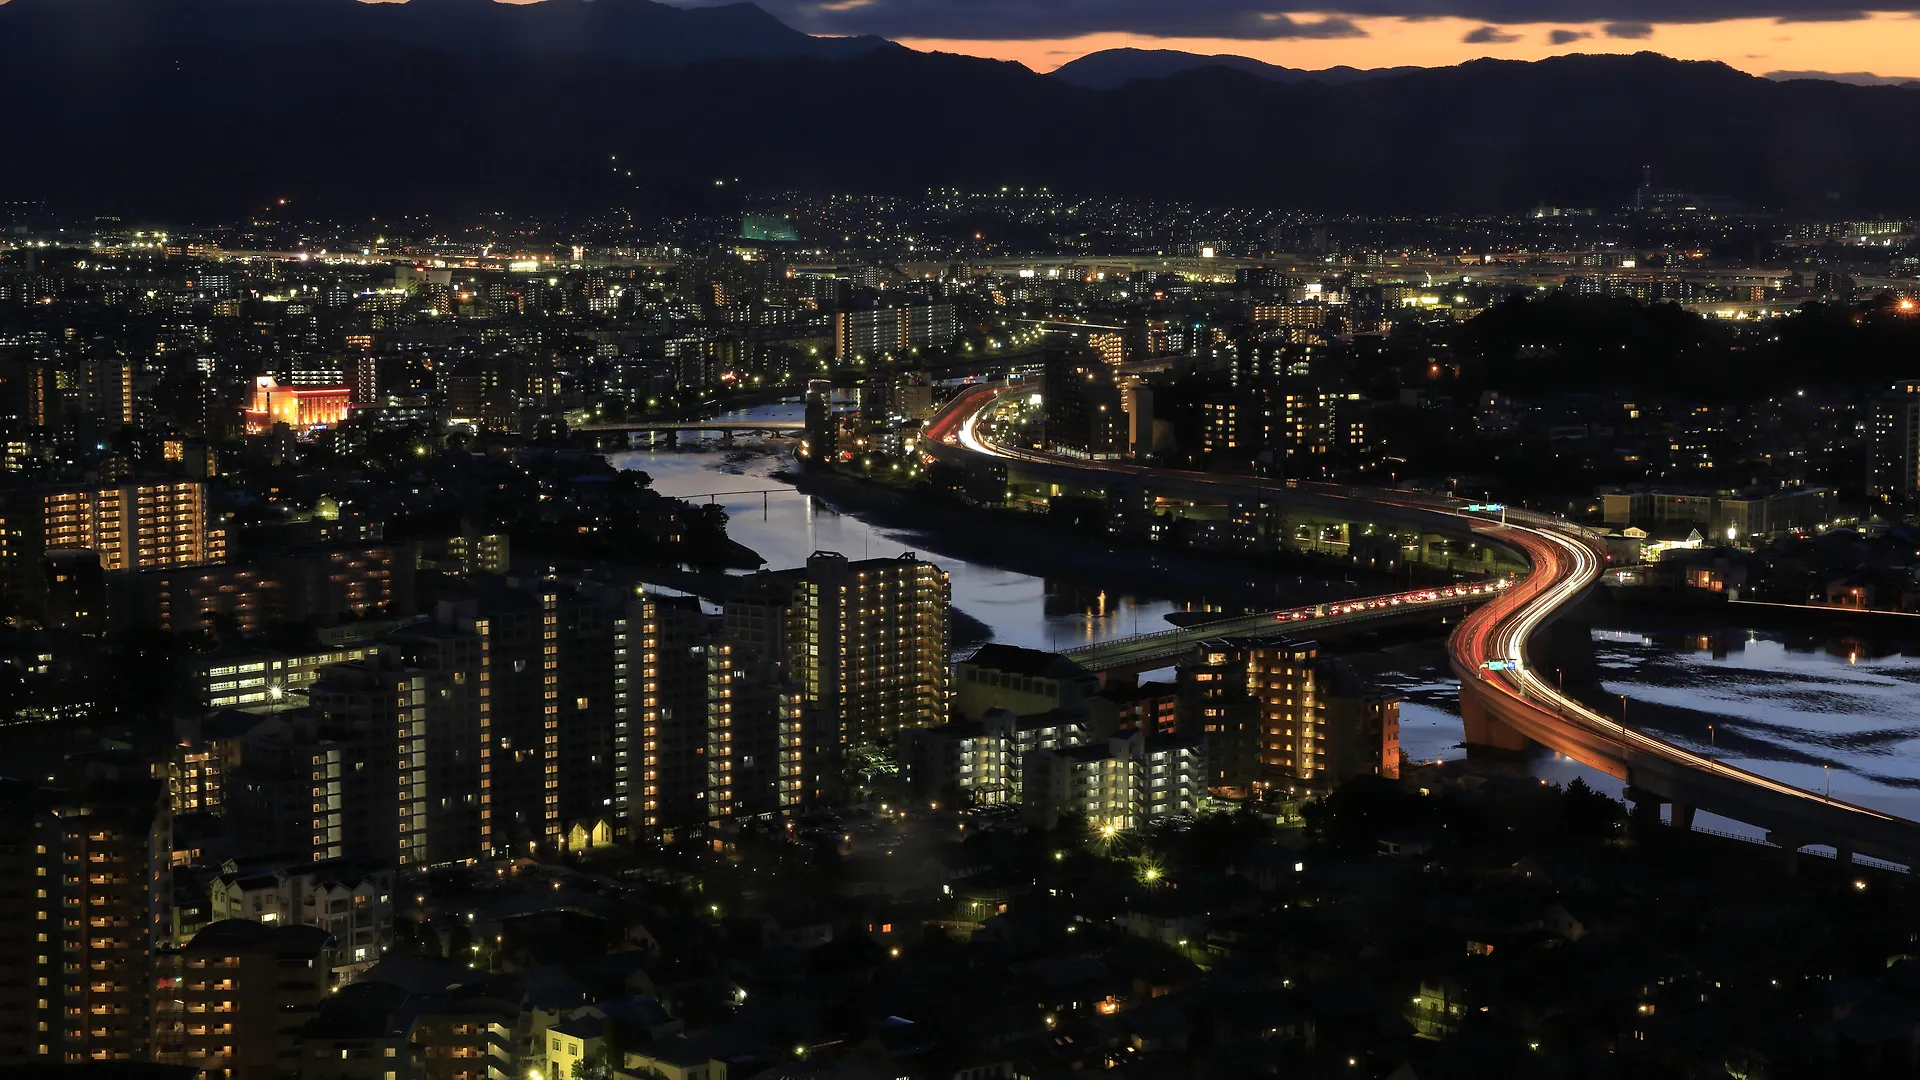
[760,907,836,952]
[617,1030,768,1080]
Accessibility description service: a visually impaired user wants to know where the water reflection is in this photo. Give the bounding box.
[605,403,1189,654]
[1592,623,1920,822]
[599,405,1920,828]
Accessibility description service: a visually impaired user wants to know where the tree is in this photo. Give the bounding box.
[1561,777,1624,845]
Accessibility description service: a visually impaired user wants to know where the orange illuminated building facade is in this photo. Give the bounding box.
[244,377,350,435]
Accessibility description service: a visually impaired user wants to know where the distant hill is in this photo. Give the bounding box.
[1050,47,1420,90]
[0,0,893,67]
[1,4,1919,221]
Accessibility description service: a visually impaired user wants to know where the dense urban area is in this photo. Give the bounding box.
[6,184,1920,1080]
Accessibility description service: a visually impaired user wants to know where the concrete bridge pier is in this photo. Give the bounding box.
[666,430,680,447]
[1768,833,1806,875]
[1460,689,1528,754]
[1670,803,1696,833]
[1625,785,1667,824]
[1835,846,1854,868]
[722,430,735,446]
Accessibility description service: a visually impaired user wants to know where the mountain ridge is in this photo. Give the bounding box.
[1050,47,1423,89]
[0,2,1917,220]
[0,0,895,66]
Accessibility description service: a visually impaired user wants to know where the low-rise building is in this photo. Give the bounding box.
[900,706,1095,804]
[1022,731,1206,832]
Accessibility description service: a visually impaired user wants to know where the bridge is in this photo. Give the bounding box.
[925,380,1920,869]
[574,420,804,445]
[1063,582,1507,673]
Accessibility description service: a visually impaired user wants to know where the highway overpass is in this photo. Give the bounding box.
[1060,582,1506,673]
[925,382,1920,869]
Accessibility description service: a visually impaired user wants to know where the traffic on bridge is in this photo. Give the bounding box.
[1062,580,1509,673]
[926,378,1920,867]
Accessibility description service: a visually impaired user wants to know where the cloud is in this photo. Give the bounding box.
[1549,27,1592,42]
[1765,69,1920,84]
[735,1,1920,42]
[1463,24,1522,42]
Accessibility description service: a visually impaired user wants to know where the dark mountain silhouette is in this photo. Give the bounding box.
[0,0,892,67]
[1,0,1918,221]
[1050,47,1420,90]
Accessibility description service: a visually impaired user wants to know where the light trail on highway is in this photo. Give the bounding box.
[933,379,1916,833]
[1460,516,1907,821]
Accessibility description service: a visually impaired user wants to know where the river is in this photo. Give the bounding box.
[1587,619,1920,824]
[607,402,1920,833]
[608,401,1189,656]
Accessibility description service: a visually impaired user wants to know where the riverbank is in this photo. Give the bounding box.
[777,463,1432,619]
[1604,585,1920,641]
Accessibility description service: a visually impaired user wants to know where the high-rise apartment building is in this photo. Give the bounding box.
[154,919,334,1077]
[726,553,949,789]
[1042,348,1125,457]
[0,771,172,1065]
[1182,638,1400,799]
[0,479,223,586]
[110,544,412,634]
[222,576,810,859]
[832,299,955,362]
[620,594,804,838]
[1869,382,1920,503]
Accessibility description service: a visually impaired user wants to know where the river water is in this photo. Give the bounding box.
[1588,622,1920,824]
[608,402,1920,831]
[608,402,1187,655]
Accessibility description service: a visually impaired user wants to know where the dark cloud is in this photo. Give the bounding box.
[1549,27,1592,42]
[1464,24,1522,42]
[728,1,1911,42]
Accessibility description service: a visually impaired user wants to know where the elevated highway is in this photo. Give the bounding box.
[1062,582,1506,673]
[925,381,1920,868]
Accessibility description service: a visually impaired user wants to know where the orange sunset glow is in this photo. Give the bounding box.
[897,12,1920,79]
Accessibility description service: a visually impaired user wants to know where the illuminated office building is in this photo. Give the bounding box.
[243,377,350,435]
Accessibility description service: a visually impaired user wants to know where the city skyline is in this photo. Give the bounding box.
[5,0,1920,1069]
